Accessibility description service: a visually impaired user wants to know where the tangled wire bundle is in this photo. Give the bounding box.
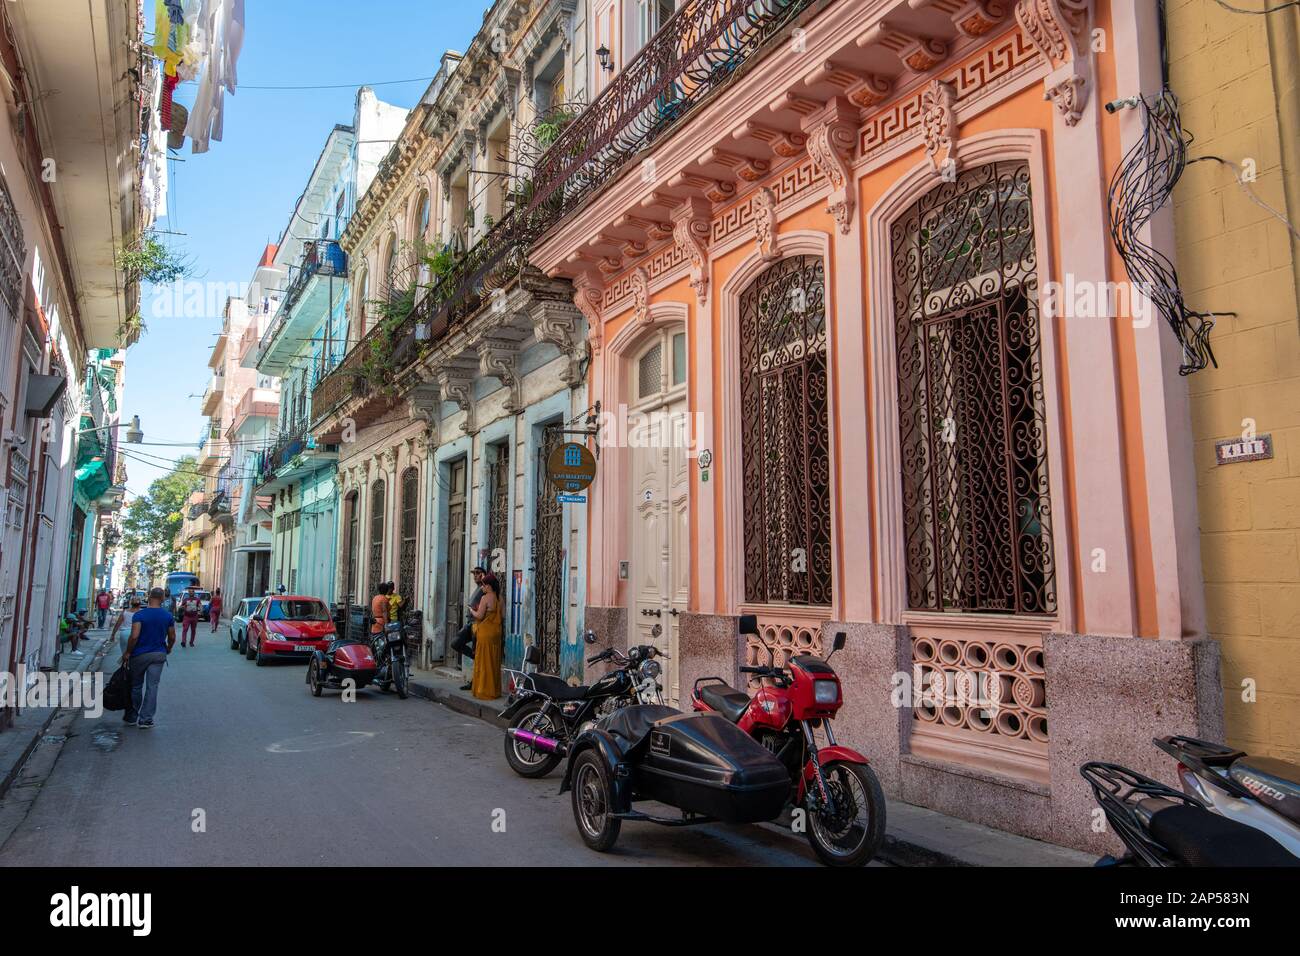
[1107,89,1217,375]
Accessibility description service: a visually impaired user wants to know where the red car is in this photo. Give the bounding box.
[244,596,336,666]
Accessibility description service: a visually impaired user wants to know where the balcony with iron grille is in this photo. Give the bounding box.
[311,0,818,431]
[256,239,348,376]
[254,418,339,495]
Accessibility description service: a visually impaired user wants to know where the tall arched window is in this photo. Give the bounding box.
[383,235,398,296]
[739,255,832,606]
[369,479,386,595]
[414,190,431,243]
[354,268,369,340]
[398,467,419,605]
[344,491,359,607]
[890,160,1055,615]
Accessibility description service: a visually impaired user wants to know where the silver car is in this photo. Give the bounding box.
[228,597,266,655]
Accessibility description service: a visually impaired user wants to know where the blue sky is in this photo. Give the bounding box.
[122,0,486,496]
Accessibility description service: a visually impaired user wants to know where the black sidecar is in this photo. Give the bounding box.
[559,704,790,852]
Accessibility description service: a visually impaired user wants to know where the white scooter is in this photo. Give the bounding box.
[1155,735,1300,857]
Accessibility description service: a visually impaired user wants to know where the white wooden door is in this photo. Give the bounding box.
[629,404,687,704]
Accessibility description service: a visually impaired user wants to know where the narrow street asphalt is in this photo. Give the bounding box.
[0,624,827,867]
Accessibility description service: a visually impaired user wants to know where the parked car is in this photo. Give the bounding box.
[228,597,266,655]
[244,596,337,666]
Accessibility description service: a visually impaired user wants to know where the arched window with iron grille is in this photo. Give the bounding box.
[738,254,832,607]
[398,467,419,606]
[890,160,1055,615]
[344,491,359,606]
[369,479,386,596]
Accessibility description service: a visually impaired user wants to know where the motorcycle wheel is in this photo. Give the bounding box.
[394,657,409,699]
[571,750,620,852]
[806,761,886,867]
[503,701,564,778]
[308,661,323,697]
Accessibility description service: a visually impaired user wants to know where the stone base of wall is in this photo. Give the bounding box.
[868,630,1221,852]
[819,621,910,796]
[1043,632,1223,853]
[582,605,628,677]
[691,615,1224,853]
[679,613,743,704]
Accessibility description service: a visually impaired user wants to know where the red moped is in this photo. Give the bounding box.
[691,615,885,866]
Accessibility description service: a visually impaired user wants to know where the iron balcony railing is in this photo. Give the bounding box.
[260,239,348,353]
[259,421,310,483]
[312,0,817,421]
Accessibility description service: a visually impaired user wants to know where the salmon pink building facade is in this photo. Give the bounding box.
[528,0,1222,851]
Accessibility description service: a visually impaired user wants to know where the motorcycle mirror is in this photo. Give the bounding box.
[583,630,598,645]
[738,613,759,637]
[826,630,846,663]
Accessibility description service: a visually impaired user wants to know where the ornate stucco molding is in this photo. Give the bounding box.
[478,337,523,414]
[1015,0,1092,126]
[531,299,587,387]
[437,368,477,436]
[922,78,960,176]
[803,97,857,235]
[406,381,442,445]
[572,273,604,354]
[672,197,711,307]
[753,187,780,262]
[629,266,651,325]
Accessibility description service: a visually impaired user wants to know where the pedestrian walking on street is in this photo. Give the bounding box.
[95,589,111,629]
[122,587,176,729]
[111,597,143,658]
[469,573,503,701]
[209,588,223,633]
[451,565,485,690]
[179,586,201,647]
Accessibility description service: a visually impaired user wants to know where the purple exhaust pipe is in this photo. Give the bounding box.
[508,727,567,755]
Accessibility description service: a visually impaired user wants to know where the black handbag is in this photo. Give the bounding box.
[103,663,131,712]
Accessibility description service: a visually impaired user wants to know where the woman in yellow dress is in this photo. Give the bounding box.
[469,574,504,700]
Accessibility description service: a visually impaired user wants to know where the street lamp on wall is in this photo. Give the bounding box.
[595,44,614,72]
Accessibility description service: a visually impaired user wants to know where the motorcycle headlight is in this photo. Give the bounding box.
[641,659,662,679]
[814,679,839,704]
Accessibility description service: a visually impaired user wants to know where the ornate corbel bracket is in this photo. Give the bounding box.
[803,97,857,236]
[753,187,780,262]
[1015,0,1092,126]
[478,337,523,414]
[922,78,960,177]
[572,273,604,355]
[672,197,711,307]
[406,381,442,447]
[531,300,587,388]
[437,369,477,436]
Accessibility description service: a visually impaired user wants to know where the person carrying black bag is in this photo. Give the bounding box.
[450,566,486,690]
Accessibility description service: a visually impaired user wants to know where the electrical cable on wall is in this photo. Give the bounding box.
[1107,91,1225,375]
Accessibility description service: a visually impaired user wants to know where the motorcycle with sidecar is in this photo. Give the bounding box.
[556,616,885,866]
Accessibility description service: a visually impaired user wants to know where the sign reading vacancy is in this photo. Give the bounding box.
[547,441,597,494]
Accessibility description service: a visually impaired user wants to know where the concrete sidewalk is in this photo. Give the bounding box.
[0,630,114,802]
[409,668,1093,867]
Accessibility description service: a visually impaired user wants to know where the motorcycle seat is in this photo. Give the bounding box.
[1147,802,1299,867]
[529,673,589,701]
[602,704,682,750]
[1229,756,1300,825]
[699,683,752,723]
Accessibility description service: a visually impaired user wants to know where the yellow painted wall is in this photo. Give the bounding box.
[1169,1,1300,761]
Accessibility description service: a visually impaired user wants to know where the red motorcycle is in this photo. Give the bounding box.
[691,615,885,866]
